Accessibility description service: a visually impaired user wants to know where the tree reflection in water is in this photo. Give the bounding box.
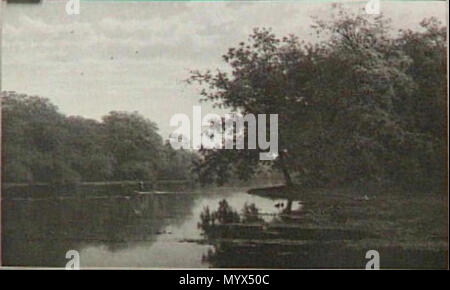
[2,187,196,267]
[197,199,447,269]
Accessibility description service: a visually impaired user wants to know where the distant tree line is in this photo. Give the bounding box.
[188,9,447,191]
[1,92,199,184]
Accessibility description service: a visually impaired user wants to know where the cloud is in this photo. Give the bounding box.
[2,1,447,138]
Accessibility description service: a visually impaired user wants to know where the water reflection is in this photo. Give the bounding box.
[3,186,445,268]
[196,199,376,268]
[196,197,446,269]
[2,187,285,268]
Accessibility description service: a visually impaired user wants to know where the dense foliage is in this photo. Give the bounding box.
[1,92,198,184]
[188,9,447,190]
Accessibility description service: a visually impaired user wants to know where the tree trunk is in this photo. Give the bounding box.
[278,151,293,187]
[284,199,293,214]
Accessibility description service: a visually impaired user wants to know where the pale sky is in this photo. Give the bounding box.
[1,0,447,138]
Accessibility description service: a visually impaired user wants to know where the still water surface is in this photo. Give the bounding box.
[2,186,289,268]
[4,186,445,268]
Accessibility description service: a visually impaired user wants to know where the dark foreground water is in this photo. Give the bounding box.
[2,186,296,268]
[2,186,446,268]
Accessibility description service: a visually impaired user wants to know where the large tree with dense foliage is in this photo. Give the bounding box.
[188,8,447,190]
[1,92,198,184]
[1,92,80,184]
[102,111,163,181]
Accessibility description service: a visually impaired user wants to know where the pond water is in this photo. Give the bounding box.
[3,186,446,269]
[2,186,293,268]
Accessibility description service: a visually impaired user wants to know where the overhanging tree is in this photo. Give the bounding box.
[188,8,446,190]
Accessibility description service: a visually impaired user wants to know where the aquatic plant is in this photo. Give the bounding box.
[241,203,264,223]
[198,199,241,232]
[213,199,241,225]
